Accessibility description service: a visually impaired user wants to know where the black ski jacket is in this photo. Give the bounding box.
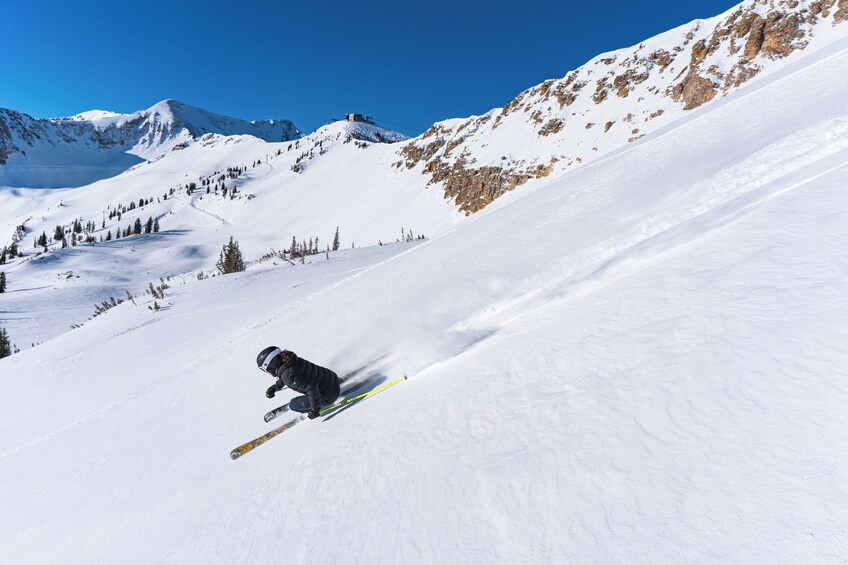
[272,356,339,412]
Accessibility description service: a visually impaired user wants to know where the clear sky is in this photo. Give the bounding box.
[0,0,740,135]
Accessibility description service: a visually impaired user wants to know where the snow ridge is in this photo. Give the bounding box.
[394,0,848,212]
[0,100,302,188]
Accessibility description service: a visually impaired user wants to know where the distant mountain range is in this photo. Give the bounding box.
[0,100,301,188]
[1,0,844,205]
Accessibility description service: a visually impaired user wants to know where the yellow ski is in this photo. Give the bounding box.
[230,375,405,461]
[230,415,307,460]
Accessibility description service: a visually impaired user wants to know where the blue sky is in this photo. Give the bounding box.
[1,0,739,134]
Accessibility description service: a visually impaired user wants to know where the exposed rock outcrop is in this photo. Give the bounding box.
[394,0,846,213]
[0,117,14,165]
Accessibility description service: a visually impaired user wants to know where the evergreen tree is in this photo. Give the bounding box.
[289,236,297,257]
[133,218,142,235]
[153,218,160,233]
[106,231,112,241]
[0,271,6,293]
[144,217,153,234]
[54,225,64,241]
[0,326,13,359]
[332,227,340,251]
[216,237,245,274]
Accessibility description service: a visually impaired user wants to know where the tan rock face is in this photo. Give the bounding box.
[742,15,767,58]
[761,12,804,57]
[397,135,557,214]
[674,72,718,110]
[539,119,564,136]
[690,39,711,65]
[543,73,588,108]
[836,0,848,22]
[593,77,610,104]
[670,1,822,109]
[613,70,650,98]
[809,1,835,18]
[429,157,554,214]
[394,0,847,214]
[648,49,675,69]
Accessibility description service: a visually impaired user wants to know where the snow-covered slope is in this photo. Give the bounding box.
[2,0,846,356]
[0,119,452,347]
[0,100,301,188]
[1,16,847,564]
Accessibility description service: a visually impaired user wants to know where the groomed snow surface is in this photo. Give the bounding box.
[2,36,848,565]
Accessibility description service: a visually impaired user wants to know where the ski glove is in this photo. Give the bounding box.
[266,384,280,399]
[308,410,320,420]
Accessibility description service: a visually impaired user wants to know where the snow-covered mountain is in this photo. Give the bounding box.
[1,0,846,349]
[396,0,848,212]
[2,13,848,563]
[0,117,444,347]
[1,2,848,561]
[0,100,301,188]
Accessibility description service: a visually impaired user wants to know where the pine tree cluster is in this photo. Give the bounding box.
[92,295,123,318]
[85,291,135,323]
[30,196,164,257]
[216,237,246,274]
[148,278,170,299]
[288,233,325,258]
[398,227,427,242]
[196,167,246,200]
[0,243,21,264]
[21,156,277,262]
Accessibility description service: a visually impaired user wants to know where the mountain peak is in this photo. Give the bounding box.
[0,100,303,187]
[311,119,409,143]
[67,109,121,122]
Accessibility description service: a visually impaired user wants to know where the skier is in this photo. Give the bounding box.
[256,347,340,420]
